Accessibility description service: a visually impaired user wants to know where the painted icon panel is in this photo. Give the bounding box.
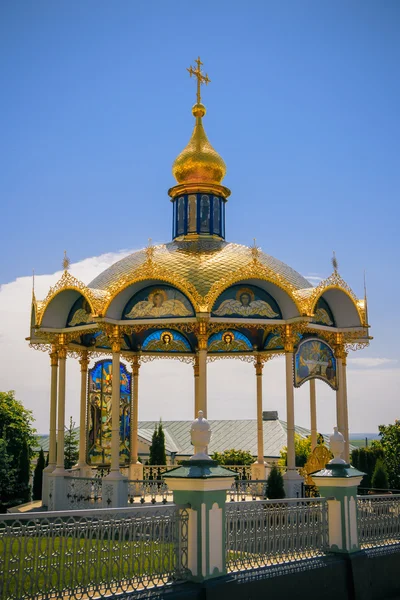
[142,329,191,352]
[87,360,131,466]
[294,338,337,390]
[208,330,252,352]
[212,285,281,319]
[123,285,194,320]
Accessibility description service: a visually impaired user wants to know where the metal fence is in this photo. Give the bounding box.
[65,477,103,509]
[226,498,329,572]
[128,480,173,505]
[0,505,188,600]
[358,494,400,548]
[227,480,268,502]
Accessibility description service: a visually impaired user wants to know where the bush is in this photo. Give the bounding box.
[211,449,254,466]
[266,464,285,499]
[371,459,389,491]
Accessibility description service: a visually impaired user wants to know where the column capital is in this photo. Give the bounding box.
[334,344,347,361]
[79,351,89,372]
[129,354,141,376]
[281,325,296,353]
[57,345,67,360]
[254,355,264,376]
[50,348,58,367]
[107,325,121,353]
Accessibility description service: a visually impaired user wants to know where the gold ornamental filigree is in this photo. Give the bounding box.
[37,270,108,326]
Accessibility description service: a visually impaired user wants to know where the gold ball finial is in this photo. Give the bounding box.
[192,103,206,118]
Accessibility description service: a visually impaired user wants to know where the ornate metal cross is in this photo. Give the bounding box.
[187,56,211,105]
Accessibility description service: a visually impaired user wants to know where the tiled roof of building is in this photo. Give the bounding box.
[35,418,332,459]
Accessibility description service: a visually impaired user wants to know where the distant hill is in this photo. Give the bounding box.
[350,433,380,441]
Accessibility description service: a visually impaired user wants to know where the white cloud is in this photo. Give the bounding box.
[347,357,397,368]
[0,251,399,436]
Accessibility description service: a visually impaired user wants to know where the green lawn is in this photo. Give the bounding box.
[0,534,178,599]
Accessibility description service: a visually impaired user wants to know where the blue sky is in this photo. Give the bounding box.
[0,1,399,432]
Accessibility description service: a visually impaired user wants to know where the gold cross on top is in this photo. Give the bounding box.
[187,57,211,105]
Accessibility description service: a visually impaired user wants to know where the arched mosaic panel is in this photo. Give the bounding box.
[87,360,131,467]
[264,332,302,351]
[142,329,192,352]
[212,284,281,319]
[208,330,252,352]
[294,338,337,390]
[66,295,95,327]
[312,298,335,327]
[122,285,194,320]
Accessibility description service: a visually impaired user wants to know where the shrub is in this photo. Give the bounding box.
[266,464,285,499]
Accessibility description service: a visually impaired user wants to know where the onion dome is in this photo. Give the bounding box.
[172,102,227,186]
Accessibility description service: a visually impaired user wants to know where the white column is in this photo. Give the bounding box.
[282,328,303,497]
[194,354,200,418]
[197,330,208,418]
[336,355,345,436]
[129,355,143,480]
[285,351,296,471]
[251,355,266,480]
[110,342,122,476]
[48,348,58,468]
[42,347,58,505]
[53,344,67,475]
[310,378,317,451]
[342,353,350,462]
[77,352,90,475]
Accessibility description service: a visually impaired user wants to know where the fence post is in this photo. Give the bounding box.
[163,412,235,581]
[313,428,364,554]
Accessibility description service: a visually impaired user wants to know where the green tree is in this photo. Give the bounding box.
[351,445,384,490]
[149,421,167,466]
[33,448,46,501]
[0,391,36,509]
[377,420,400,489]
[371,459,389,491]
[266,464,285,499]
[280,434,312,468]
[64,417,79,469]
[211,449,254,466]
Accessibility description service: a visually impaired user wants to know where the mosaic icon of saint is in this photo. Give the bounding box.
[144,331,190,352]
[208,331,250,352]
[68,299,93,326]
[313,308,333,326]
[125,289,192,319]
[214,288,279,318]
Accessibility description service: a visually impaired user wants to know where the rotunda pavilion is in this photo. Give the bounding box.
[29,58,370,502]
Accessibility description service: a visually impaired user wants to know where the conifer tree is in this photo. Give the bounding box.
[32,448,45,500]
[266,464,285,499]
[149,421,167,466]
[157,421,167,466]
[64,417,79,469]
[16,441,31,503]
[371,459,389,491]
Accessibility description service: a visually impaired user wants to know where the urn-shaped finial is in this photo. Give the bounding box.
[328,427,347,465]
[190,410,211,461]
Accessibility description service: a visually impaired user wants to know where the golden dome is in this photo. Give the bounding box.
[172,103,227,185]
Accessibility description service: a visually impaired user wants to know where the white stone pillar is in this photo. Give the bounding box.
[251,356,266,480]
[193,354,200,418]
[53,344,67,476]
[129,355,143,480]
[282,328,303,497]
[335,355,345,436]
[342,352,350,462]
[104,329,127,506]
[310,378,317,451]
[42,347,58,506]
[197,326,208,418]
[77,352,91,476]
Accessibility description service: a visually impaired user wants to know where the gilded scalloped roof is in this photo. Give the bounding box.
[88,240,312,297]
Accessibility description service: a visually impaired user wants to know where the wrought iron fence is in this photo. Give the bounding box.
[226,498,329,572]
[228,480,268,502]
[128,480,172,505]
[0,505,189,599]
[65,477,103,509]
[358,494,400,547]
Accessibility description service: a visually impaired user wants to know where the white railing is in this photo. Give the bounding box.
[358,494,400,548]
[128,480,173,505]
[0,505,189,600]
[228,480,268,502]
[226,498,329,572]
[65,476,102,509]
[143,465,170,480]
